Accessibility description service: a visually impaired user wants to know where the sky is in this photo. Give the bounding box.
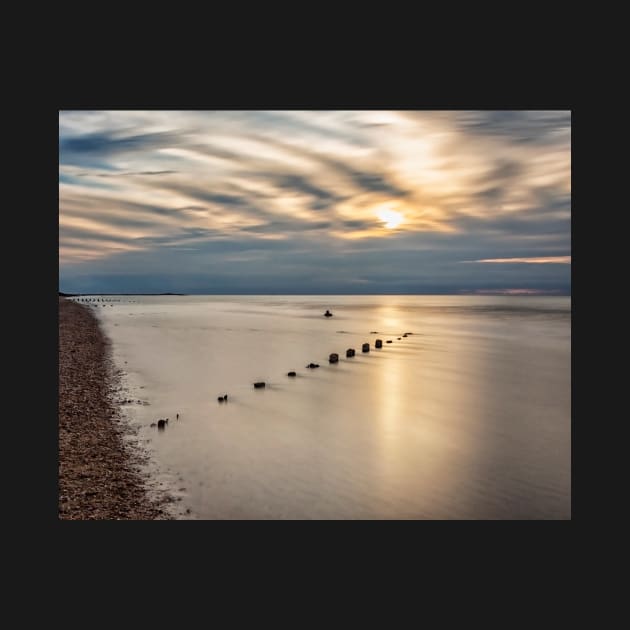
[59,111,571,295]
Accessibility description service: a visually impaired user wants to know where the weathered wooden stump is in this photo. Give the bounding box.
[306,363,320,369]
[375,339,383,348]
[329,353,339,363]
[157,418,168,429]
[346,348,355,358]
[362,343,370,353]
[253,382,266,389]
[287,371,297,377]
[386,340,393,343]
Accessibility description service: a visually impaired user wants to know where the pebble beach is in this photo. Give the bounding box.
[58,297,169,520]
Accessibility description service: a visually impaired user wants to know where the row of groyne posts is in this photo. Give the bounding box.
[71,297,121,307]
[219,331,415,403]
[152,331,414,430]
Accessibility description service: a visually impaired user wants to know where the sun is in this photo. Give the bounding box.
[376,208,404,229]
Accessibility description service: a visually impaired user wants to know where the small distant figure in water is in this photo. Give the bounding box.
[324,309,333,317]
[176,413,179,420]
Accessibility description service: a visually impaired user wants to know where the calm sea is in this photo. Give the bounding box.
[85,295,570,519]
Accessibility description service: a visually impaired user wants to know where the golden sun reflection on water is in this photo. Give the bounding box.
[370,304,494,516]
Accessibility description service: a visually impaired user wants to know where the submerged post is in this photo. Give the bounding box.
[375,339,383,348]
[362,343,370,353]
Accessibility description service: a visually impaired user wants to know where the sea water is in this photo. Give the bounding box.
[87,295,570,519]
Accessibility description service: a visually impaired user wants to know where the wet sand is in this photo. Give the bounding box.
[58,297,170,519]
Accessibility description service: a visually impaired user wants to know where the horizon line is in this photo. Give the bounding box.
[60,291,571,297]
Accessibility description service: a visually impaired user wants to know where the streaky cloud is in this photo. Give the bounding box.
[59,110,571,294]
[467,256,571,264]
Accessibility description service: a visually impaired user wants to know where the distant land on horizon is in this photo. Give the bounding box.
[59,292,186,297]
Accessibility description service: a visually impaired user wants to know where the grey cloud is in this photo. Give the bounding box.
[185,144,243,162]
[341,219,379,230]
[454,111,570,145]
[60,130,179,156]
[244,133,408,199]
[81,170,179,178]
[62,193,178,221]
[241,220,332,234]
[344,170,407,197]
[476,186,504,202]
[60,205,571,294]
[255,172,348,212]
[478,159,524,184]
[153,181,251,209]
[354,122,390,128]
[452,209,571,241]
[176,205,208,213]
[273,174,339,203]
[61,238,570,295]
[241,112,369,148]
[60,225,136,244]
[472,159,527,206]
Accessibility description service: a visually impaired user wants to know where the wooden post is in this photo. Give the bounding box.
[362,343,370,353]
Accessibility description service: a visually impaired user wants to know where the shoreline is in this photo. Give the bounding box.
[58,297,171,519]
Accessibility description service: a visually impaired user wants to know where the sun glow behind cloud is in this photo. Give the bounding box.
[376,208,404,229]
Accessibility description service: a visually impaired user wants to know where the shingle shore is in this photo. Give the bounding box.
[58,297,170,519]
